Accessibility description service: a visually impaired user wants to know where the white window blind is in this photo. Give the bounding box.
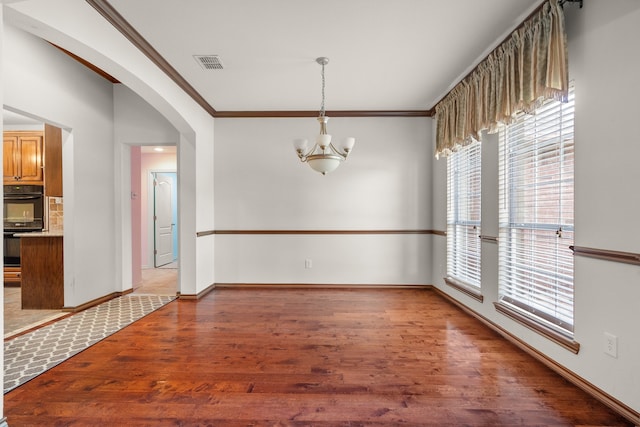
[498,84,575,336]
[447,140,482,289]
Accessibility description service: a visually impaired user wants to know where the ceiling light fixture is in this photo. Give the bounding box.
[293,57,355,175]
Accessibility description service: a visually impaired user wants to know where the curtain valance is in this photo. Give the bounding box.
[434,0,568,158]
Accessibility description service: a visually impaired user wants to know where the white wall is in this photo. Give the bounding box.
[567,0,640,412]
[3,24,116,307]
[214,116,433,285]
[431,1,640,414]
[114,84,180,145]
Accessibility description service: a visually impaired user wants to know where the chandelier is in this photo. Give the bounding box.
[293,57,355,175]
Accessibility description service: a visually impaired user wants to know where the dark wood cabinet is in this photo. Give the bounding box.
[20,235,64,309]
[44,124,63,197]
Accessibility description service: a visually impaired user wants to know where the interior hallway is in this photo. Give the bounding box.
[133,265,178,296]
[4,267,177,338]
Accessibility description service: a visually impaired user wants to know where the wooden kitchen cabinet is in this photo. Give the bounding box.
[20,234,64,309]
[3,131,44,185]
[44,124,63,197]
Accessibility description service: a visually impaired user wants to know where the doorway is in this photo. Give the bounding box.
[3,109,68,337]
[131,145,178,296]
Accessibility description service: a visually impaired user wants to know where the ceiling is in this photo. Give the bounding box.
[2,110,43,126]
[140,146,177,154]
[102,0,544,114]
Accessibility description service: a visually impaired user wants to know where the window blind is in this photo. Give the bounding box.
[447,140,482,289]
[498,84,575,336]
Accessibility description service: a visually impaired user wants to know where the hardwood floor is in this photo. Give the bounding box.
[4,288,632,426]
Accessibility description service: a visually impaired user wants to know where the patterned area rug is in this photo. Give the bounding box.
[4,295,176,393]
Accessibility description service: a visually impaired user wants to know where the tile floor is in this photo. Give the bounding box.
[4,267,177,338]
[134,266,178,296]
[4,288,67,339]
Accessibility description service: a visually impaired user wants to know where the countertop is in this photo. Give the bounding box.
[14,230,64,238]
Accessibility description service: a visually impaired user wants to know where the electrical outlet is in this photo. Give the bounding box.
[604,332,618,358]
[305,259,312,269]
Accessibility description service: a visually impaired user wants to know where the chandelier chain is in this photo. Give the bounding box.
[320,62,326,117]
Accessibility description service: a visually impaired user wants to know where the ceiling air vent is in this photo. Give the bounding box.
[194,55,224,70]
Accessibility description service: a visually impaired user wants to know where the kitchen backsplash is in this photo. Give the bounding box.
[47,196,64,231]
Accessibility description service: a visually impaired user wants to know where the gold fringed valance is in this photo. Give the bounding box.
[434,0,568,158]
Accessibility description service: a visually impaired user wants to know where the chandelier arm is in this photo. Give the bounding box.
[327,143,348,160]
[298,143,319,161]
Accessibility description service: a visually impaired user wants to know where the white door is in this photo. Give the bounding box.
[154,173,174,267]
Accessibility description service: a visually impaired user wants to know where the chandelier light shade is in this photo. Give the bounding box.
[293,57,355,175]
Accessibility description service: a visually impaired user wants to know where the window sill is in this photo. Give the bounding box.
[494,301,580,354]
[444,277,484,302]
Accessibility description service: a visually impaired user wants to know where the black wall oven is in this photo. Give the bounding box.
[4,185,44,266]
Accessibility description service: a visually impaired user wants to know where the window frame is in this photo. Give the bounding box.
[446,140,483,302]
[496,83,579,353]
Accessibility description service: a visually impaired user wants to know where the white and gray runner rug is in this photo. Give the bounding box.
[4,294,175,393]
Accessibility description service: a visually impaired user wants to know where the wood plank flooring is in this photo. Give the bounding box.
[4,288,632,426]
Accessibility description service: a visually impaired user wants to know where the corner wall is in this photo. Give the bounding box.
[431,1,640,416]
[130,146,142,286]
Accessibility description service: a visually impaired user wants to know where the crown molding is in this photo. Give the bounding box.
[86,0,217,117]
[214,110,434,118]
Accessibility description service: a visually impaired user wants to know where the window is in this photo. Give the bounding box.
[446,140,482,300]
[497,84,576,350]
